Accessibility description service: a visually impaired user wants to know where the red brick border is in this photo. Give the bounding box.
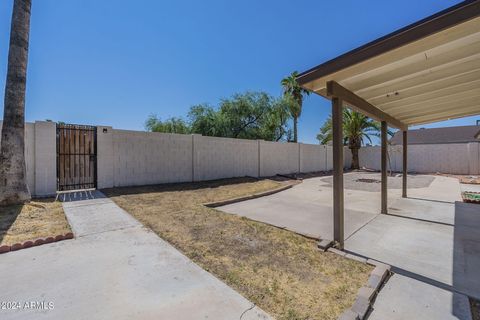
[0,232,74,255]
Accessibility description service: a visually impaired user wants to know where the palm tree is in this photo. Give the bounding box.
[281,71,310,143]
[317,108,392,169]
[0,0,32,206]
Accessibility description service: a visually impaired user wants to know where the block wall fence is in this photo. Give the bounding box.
[1,121,479,197]
[359,143,480,175]
[95,126,347,189]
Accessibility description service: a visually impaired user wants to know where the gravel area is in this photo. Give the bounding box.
[320,172,435,192]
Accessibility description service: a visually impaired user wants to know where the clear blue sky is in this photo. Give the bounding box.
[0,0,478,144]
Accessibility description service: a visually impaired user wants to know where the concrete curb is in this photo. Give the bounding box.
[0,232,74,255]
[326,248,392,320]
[203,183,296,208]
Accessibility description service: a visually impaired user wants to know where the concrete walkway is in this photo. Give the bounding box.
[0,191,271,320]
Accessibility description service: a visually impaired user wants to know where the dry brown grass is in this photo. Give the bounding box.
[0,199,71,246]
[103,177,372,320]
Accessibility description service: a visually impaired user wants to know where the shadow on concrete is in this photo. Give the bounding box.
[382,212,454,227]
[452,201,480,318]
[407,196,455,205]
[58,190,106,202]
[0,204,23,244]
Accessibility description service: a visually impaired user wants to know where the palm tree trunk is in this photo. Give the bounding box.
[350,147,360,170]
[0,0,32,206]
[293,116,298,143]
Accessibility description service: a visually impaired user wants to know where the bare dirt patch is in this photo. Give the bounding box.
[0,199,71,246]
[103,177,372,320]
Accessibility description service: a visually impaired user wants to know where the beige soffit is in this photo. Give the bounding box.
[298,1,480,127]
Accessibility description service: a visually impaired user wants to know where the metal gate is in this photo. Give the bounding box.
[56,124,97,191]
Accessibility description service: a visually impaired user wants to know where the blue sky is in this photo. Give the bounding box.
[0,0,478,144]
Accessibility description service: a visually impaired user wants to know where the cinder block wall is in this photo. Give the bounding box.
[0,121,56,197]
[97,129,351,187]
[2,121,477,195]
[359,143,480,175]
[259,141,299,177]
[194,135,258,181]
[104,129,193,187]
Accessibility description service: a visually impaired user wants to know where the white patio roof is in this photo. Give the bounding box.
[297,0,480,127]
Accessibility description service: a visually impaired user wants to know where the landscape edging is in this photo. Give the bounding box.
[203,183,297,208]
[0,232,74,254]
[327,248,392,320]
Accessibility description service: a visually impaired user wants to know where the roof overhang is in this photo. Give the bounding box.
[297,0,480,128]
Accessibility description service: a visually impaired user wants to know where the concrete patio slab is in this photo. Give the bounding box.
[369,274,472,320]
[346,202,480,300]
[218,175,379,239]
[0,192,271,320]
[345,214,455,287]
[408,175,462,203]
[388,197,455,225]
[217,174,480,302]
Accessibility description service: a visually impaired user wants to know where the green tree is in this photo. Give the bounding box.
[281,71,310,143]
[317,109,392,169]
[145,92,293,141]
[188,92,292,141]
[188,104,227,137]
[0,0,32,205]
[145,114,190,134]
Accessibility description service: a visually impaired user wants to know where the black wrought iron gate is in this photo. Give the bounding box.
[56,124,97,191]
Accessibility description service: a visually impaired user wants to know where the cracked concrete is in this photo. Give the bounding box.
[0,191,272,320]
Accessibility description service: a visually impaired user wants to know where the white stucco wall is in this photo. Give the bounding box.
[96,126,114,189]
[0,121,56,197]
[33,121,57,196]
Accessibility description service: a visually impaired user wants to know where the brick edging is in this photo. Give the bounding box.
[0,232,74,255]
[203,183,297,208]
[327,248,391,320]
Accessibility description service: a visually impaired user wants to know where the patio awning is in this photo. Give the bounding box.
[297,0,480,128]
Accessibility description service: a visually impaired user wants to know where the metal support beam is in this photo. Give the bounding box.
[402,130,408,198]
[332,97,344,249]
[381,121,388,214]
[326,81,407,130]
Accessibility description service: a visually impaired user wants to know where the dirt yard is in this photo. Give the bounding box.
[103,177,372,320]
[0,199,71,246]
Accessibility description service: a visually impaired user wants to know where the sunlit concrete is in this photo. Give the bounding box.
[0,191,271,320]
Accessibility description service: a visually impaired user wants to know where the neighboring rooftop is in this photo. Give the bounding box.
[391,125,480,144]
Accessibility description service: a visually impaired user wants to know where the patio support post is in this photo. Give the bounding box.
[381,121,388,214]
[402,130,407,198]
[332,97,344,249]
